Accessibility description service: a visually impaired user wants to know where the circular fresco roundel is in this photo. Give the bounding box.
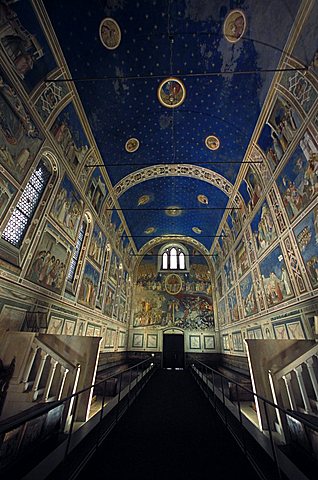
[158,77,186,108]
[165,205,182,217]
[165,273,182,295]
[223,10,246,43]
[125,137,140,153]
[205,135,220,151]
[99,18,121,50]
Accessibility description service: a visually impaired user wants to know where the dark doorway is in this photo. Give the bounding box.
[162,333,184,368]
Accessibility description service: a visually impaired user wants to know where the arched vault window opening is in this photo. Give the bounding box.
[1,160,51,247]
[158,243,189,272]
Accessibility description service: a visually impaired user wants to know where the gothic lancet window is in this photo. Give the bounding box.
[159,244,189,271]
[67,219,87,282]
[1,160,51,247]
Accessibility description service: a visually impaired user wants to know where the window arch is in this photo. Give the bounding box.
[1,159,51,248]
[158,243,189,271]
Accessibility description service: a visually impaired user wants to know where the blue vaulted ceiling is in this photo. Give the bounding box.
[43,0,302,250]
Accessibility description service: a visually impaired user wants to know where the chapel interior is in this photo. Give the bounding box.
[0,0,317,478]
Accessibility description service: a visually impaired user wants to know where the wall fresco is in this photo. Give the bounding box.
[235,240,249,278]
[51,102,89,169]
[133,247,214,330]
[243,166,263,211]
[277,132,317,221]
[257,95,302,170]
[0,71,43,181]
[0,1,56,91]
[294,205,318,288]
[50,175,84,241]
[78,261,100,309]
[224,256,235,289]
[259,246,294,307]
[86,168,108,214]
[26,223,72,294]
[239,272,258,317]
[228,288,239,323]
[251,201,277,256]
[88,222,106,267]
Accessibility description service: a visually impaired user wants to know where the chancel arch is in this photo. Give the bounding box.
[104,164,245,210]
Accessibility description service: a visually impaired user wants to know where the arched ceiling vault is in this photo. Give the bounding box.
[41,0,311,256]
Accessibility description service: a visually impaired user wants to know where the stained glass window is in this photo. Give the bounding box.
[67,221,86,282]
[1,161,50,247]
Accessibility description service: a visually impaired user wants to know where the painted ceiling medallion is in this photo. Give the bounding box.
[165,206,182,217]
[99,18,121,50]
[157,77,186,109]
[192,227,202,234]
[125,137,140,153]
[205,135,220,151]
[197,194,209,205]
[165,274,182,295]
[144,227,155,234]
[223,10,246,43]
[138,194,150,206]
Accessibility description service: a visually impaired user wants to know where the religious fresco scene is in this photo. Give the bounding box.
[218,298,226,326]
[257,95,302,170]
[259,246,294,306]
[133,247,214,330]
[26,224,72,294]
[235,240,249,278]
[239,273,258,317]
[88,222,106,267]
[294,205,318,288]
[228,209,242,239]
[227,288,239,323]
[277,133,318,221]
[243,166,263,212]
[224,256,235,289]
[51,102,89,169]
[50,175,84,241]
[86,168,108,214]
[108,250,119,283]
[251,201,277,255]
[0,0,56,91]
[0,69,43,181]
[78,261,100,309]
[104,282,115,318]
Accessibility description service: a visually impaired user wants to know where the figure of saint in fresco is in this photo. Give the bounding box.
[0,3,44,79]
[30,248,66,293]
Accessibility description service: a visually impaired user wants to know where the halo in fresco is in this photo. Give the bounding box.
[157,77,186,108]
[223,10,246,43]
[99,18,121,50]
[125,137,140,153]
[165,274,182,295]
[197,194,209,204]
[205,135,220,151]
[165,205,182,217]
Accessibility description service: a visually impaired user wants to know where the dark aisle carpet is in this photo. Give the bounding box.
[78,369,258,480]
